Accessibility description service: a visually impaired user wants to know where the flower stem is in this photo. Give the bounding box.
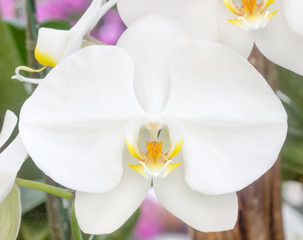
[88,235,95,240]
[15,178,73,200]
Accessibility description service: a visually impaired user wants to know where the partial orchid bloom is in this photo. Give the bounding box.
[0,111,28,203]
[12,0,116,84]
[0,184,22,240]
[0,111,28,240]
[19,15,287,234]
[117,0,303,76]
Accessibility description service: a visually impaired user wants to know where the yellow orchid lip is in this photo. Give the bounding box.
[222,0,278,31]
[34,48,58,68]
[127,139,183,179]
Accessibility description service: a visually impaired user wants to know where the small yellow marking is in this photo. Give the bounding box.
[146,141,163,160]
[222,0,277,30]
[128,164,148,178]
[165,162,182,176]
[125,140,140,159]
[126,139,183,178]
[169,139,184,159]
[242,0,257,14]
[35,48,57,67]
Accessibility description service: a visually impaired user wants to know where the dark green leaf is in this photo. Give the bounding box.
[5,21,27,64]
[0,18,29,122]
[40,20,71,30]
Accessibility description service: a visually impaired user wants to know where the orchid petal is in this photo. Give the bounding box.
[0,111,17,148]
[20,46,144,193]
[117,14,191,113]
[153,165,238,232]
[0,135,28,203]
[0,184,21,240]
[75,148,151,234]
[63,0,117,58]
[161,117,184,159]
[163,41,287,195]
[35,28,70,67]
[125,117,147,160]
[255,2,303,76]
[117,0,218,41]
[217,0,254,58]
[35,0,113,66]
[282,0,303,36]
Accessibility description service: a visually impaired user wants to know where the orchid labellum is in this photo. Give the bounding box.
[117,0,303,76]
[19,15,287,234]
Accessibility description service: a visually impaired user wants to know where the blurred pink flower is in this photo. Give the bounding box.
[97,9,126,45]
[37,1,67,22]
[0,0,16,20]
[37,0,89,22]
[134,188,165,239]
[60,0,90,13]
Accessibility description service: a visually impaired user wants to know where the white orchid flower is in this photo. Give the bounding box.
[0,110,28,203]
[0,184,22,240]
[117,0,303,76]
[0,111,27,240]
[19,15,287,234]
[12,0,117,84]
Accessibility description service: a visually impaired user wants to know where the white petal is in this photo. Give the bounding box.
[255,2,303,76]
[117,0,218,41]
[153,165,238,232]
[163,41,287,195]
[75,148,151,234]
[20,46,144,193]
[282,0,303,36]
[35,28,70,67]
[35,0,113,66]
[0,184,21,240]
[0,111,17,148]
[64,0,118,58]
[117,14,191,113]
[0,135,28,203]
[216,0,254,58]
[161,117,184,158]
[125,117,147,159]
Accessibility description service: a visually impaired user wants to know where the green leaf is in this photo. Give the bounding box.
[0,184,22,240]
[0,18,28,121]
[40,20,71,30]
[94,209,140,240]
[278,67,303,112]
[282,141,303,180]
[18,205,50,240]
[72,202,84,240]
[5,21,27,64]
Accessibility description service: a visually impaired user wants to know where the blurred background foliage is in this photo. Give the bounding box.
[1,0,303,239]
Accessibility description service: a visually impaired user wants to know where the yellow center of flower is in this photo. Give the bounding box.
[127,136,183,179]
[222,0,278,30]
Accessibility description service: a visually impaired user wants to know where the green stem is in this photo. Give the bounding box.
[15,178,73,200]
